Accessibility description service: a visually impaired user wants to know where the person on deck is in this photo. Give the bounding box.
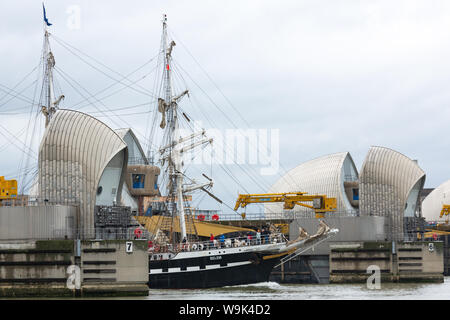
[209,233,214,249]
[219,234,225,248]
[262,228,269,244]
[181,237,188,251]
[246,233,252,245]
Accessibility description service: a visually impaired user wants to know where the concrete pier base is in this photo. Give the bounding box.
[329,241,444,284]
[0,240,149,297]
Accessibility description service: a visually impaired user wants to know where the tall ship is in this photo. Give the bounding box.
[142,15,338,289]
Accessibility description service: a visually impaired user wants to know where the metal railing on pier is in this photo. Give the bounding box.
[195,209,360,222]
[0,196,80,207]
[0,226,151,242]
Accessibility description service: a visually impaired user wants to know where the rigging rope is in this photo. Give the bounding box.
[51,35,158,99]
[168,27,298,188]
[53,66,158,153]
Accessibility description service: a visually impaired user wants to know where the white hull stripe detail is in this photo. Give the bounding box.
[149,261,251,275]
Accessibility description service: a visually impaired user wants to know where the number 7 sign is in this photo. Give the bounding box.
[126,241,133,253]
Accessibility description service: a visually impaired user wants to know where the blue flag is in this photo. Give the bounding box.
[43,3,52,26]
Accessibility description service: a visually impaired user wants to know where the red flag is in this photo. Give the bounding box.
[166,64,170,70]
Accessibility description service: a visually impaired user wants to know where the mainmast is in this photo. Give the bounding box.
[160,14,188,241]
[158,15,212,243]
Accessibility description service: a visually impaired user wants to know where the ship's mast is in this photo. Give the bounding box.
[160,14,188,241]
[41,7,64,127]
[42,29,55,127]
[158,15,213,244]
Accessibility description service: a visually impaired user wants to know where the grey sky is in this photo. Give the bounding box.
[1,1,449,213]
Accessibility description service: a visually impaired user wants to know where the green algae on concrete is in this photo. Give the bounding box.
[35,240,74,252]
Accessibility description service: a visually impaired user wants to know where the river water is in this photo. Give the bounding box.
[144,277,450,300]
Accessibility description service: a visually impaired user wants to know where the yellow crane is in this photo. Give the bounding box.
[234,192,337,218]
[440,204,450,219]
[0,176,17,200]
[420,205,450,239]
[423,229,450,239]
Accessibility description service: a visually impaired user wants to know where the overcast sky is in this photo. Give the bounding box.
[1,1,449,213]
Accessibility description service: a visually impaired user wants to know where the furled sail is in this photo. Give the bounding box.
[158,98,168,129]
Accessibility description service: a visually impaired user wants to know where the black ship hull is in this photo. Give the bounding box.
[148,246,284,289]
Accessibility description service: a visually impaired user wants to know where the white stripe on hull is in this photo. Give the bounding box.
[149,261,251,274]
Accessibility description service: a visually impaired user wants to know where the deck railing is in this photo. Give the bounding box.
[148,232,287,255]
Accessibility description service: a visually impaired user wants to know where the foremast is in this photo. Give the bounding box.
[158,15,213,243]
[41,5,64,127]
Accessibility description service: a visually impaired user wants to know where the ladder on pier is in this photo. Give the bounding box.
[275,228,339,268]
